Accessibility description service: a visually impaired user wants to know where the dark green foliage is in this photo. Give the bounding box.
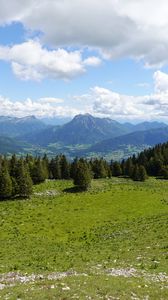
[131,165,140,181]
[70,157,79,179]
[119,141,168,181]
[91,158,110,179]
[30,157,47,184]
[42,154,49,179]
[60,155,70,179]
[5,141,168,200]
[49,155,70,180]
[49,157,61,179]
[138,165,148,181]
[73,159,92,190]
[160,166,168,179]
[0,161,12,199]
[111,161,122,177]
[14,159,33,197]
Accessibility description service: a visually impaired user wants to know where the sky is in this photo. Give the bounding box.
[1,0,168,122]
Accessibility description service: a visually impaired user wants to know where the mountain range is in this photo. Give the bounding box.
[0,115,47,137]
[0,114,168,159]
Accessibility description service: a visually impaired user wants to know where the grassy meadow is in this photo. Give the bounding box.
[0,177,168,299]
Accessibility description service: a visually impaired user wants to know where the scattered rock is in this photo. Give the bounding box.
[107,268,137,277]
[34,190,60,197]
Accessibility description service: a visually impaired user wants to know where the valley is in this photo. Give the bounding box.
[0,114,167,160]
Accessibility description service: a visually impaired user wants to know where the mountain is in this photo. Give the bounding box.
[0,115,47,137]
[21,114,168,147]
[22,114,133,146]
[133,121,167,132]
[41,116,72,125]
[88,126,168,153]
[0,136,24,154]
[0,114,167,158]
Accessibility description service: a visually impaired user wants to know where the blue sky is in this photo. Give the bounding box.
[1,0,168,122]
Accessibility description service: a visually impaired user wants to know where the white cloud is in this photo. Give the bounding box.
[83,57,102,67]
[39,97,64,104]
[153,70,168,93]
[1,1,168,67]
[76,71,168,121]
[0,95,81,118]
[2,69,168,121]
[0,40,101,80]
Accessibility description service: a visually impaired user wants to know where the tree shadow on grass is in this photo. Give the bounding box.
[63,186,86,193]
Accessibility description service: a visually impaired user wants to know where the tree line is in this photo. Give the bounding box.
[1,141,168,200]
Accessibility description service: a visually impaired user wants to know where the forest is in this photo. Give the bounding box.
[1,141,168,200]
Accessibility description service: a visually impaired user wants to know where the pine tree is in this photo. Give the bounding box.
[124,158,134,177]
[138,165,148,181]
[91,158,109,179]
[160,166,168,179]
[30,157,47,184]
[42,154,49,179]
[0,161,12,200]
[60,155,70,179]
[9,154,18,177]
[70,157,79,179]
[14,159,33,197]
[132,164,140,181]
[112,161,122,177]
[73,160,91,190]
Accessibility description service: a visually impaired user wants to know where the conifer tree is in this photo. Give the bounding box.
[73,160,91,190]
[49,156,61,179]
[30,157,47,184]
[124,158,134,177]
[14,159,33,197]
[138,165,148,181]
[111,161,122,177]
[0,161,12,200]
[60,155,70,179]
[70,157,79,179]
[9,154,18,178]
[132,164,140,181]
[42,154,49,179]
[91,158,109,179]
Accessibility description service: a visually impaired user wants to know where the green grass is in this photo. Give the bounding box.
[0,177,168,299]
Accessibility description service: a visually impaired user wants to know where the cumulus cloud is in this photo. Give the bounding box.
[1,0,168,67]
[153,70,168,93]
[1,68,168,121]
[83,57,102,67]
[0,40,101,80]
[0,96,81,118]
[77,70,168,121]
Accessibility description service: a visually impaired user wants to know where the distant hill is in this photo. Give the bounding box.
[41,116,72,125]
[0,115,47,137]
[0,114,167,158]
[133,121,167,132]
[0,136,24,154]
[88,126,168,153]
[22,114,132,146]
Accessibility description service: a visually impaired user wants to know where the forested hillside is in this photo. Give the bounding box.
[1,141,168,200]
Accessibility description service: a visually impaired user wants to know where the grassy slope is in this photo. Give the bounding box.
[0,178,168,299]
